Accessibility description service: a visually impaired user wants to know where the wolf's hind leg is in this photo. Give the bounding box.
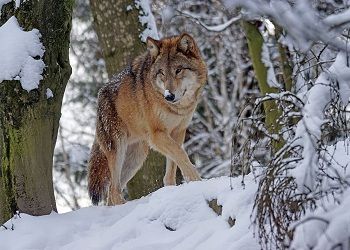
[120,141,149,189]
[105,136,127,206]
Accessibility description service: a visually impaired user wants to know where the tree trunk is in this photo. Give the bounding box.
[242,21,284,151]
[0,0,73,224]
[275,26,293,92]
[89,0,146,75]
[90,0,165,200]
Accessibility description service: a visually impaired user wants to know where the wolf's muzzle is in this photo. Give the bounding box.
[164,90,175,102]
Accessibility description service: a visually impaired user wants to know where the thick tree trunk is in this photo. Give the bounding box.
[90,0,165,200]
[89,0,146,75]
[0,0,73,224]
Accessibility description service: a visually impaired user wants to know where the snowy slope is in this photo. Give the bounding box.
[0,176,259,250]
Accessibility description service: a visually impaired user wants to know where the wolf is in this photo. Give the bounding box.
[88,33,207,205]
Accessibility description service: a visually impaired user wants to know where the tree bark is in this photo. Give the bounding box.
[0,0,73,224]
[90,0,165,200]
[275,26,293,92]
[89,0,146,75]
[242,21,284,151]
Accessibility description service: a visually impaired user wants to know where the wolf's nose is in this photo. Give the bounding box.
[165,93,175,102]
[164,90,175,102]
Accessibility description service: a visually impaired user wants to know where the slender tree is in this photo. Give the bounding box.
[0,0,73,223]
[90,0,165,200]
[242,21,284,151]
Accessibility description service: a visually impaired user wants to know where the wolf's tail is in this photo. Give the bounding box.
[88,142,110,205]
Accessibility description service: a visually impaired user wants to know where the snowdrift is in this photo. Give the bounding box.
[0,176,259,250]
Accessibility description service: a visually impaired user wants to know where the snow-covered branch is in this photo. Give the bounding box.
[175,9,241,32]
[224,0,350,51]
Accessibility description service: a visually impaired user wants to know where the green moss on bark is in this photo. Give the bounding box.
[0,0,73,223]
[242,21,284,151]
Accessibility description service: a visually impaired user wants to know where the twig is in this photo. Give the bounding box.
[291,215,330,230]
[175,10,241,32]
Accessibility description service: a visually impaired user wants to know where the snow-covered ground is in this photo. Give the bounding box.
[0,175,259,250]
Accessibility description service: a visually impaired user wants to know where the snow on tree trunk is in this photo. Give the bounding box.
[0,0,73,224]
[89,0,165,200]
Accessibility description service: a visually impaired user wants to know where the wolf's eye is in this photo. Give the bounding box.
[175,68,182,74]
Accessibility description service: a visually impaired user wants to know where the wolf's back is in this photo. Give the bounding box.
[88,142,110,205]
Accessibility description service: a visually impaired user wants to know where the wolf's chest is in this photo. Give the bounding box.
[156,106,193,130]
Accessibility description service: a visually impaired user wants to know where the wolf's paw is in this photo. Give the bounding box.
[184,175,202,182]
[163,176,177,186]
[107,193,126,206]
[183,167,201,182]
[163,171,177,186]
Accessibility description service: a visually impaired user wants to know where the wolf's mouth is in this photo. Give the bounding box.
[173,89,187,103]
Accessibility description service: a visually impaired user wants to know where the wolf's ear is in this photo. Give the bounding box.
[147,37,160,59]
[177,33,198,57]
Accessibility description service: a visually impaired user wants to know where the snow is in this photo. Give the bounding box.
[0,0,11,15]
[53,88,95,212]
[53,166,90,213]
[261,42,280,88]
[202,15,241,32]
[161,5,175,24]
[19,56,45,91]
[324,8,350,27]
[46,88,53,99]
[224,0,350,51]
[126,5,133,11]
[0,176,260,250]
[0,0,10,6]
[0,16,45,91]
[178,11,241,32]
[0,0,22,13]
[290,139,350,249]
[290,52,350,192]
[164,89,170,97]
[329,52,350,104]
[135,0,159,41]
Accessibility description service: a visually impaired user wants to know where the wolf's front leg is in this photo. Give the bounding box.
[150,131,201,182]
[164,158,177,186]
[163,128,187,186]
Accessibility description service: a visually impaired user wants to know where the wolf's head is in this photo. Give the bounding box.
[147,33,207,103]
